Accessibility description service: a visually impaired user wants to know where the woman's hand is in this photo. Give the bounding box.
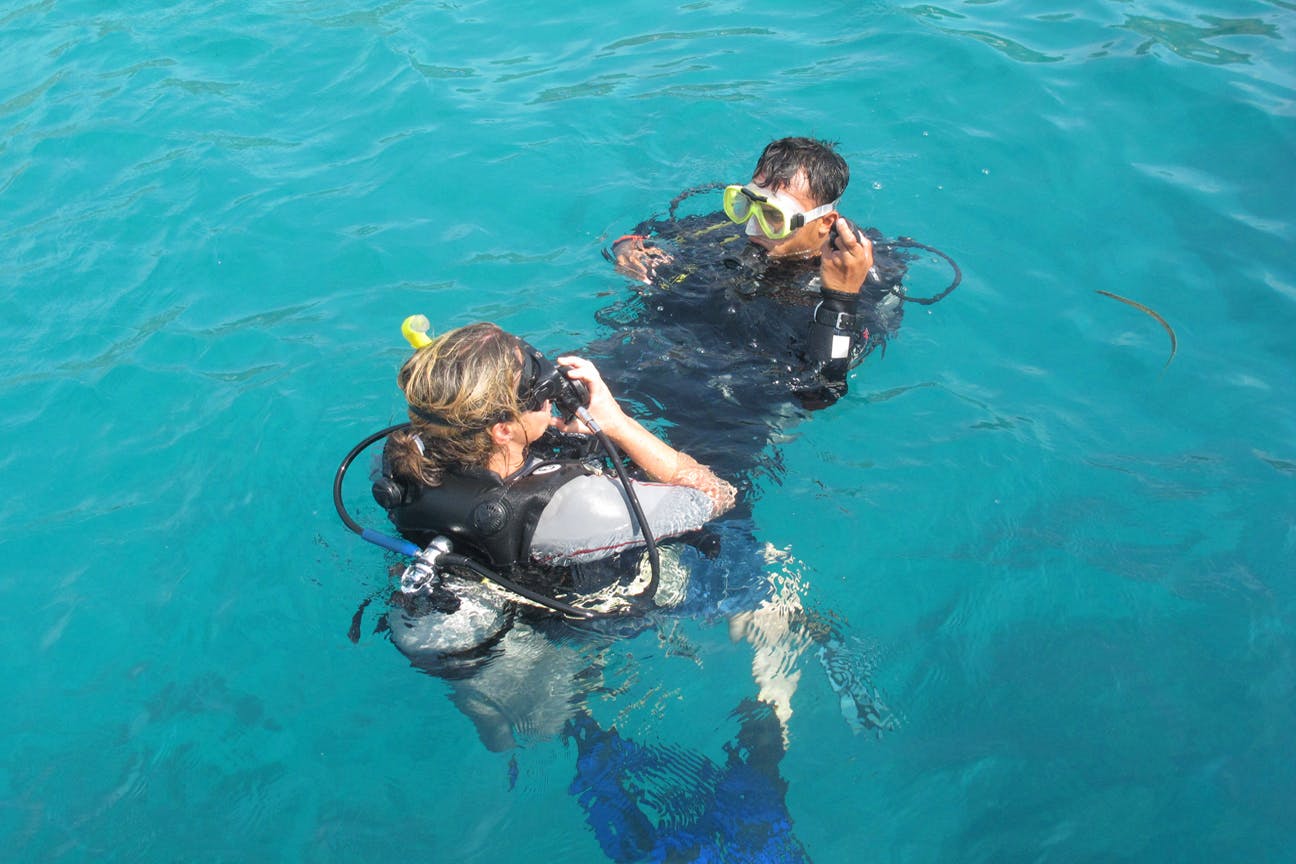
[553,355,627,436]
[554,354,736,517]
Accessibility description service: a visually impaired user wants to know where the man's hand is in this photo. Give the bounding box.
[612,235,673,284]
[820,219,873,295]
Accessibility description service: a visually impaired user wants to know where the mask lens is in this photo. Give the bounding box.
[723,185,752,223]
[756,201,789,238]
[726,185,795,239]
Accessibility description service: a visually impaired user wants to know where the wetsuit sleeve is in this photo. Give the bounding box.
[797,287,861,409]
[529,474,714,565]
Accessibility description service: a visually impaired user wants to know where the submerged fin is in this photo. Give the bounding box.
[817,637,897,738]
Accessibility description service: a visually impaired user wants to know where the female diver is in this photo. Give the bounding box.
[369,321,737,671]
[340,320,887,754]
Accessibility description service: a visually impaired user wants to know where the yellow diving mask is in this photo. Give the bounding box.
[722,183,838,240]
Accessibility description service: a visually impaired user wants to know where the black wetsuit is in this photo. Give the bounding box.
[588,211,908,494]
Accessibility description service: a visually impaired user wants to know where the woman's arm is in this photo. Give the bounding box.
[555,356,736,518]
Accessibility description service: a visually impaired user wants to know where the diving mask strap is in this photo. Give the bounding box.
[408,403,449,425]
[793,199,839,230]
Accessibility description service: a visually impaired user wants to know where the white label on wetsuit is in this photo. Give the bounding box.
[832,334,851,359]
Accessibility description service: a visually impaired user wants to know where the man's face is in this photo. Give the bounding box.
[744,170,835,259]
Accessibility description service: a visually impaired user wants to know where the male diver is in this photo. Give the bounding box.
[603,137,899,418]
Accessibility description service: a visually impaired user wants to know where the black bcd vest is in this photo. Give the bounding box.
[376,430,602,570]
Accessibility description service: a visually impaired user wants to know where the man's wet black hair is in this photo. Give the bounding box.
[751,137,849,207]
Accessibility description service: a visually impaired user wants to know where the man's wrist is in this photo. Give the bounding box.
[812,288,861,335]
[819,288,861,311]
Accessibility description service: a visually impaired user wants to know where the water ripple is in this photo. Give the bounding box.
[1121,14,1280,65]
[0,68,69,115]
[904,2,1291,68]
[940,27,1064,63]
[599,27,776,54]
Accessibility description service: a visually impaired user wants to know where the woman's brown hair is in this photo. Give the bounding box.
[386,322,522,486]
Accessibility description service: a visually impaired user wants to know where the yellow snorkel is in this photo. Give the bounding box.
[401,314,434,349]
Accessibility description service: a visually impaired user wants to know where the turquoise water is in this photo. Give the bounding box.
[3,0,1294,860]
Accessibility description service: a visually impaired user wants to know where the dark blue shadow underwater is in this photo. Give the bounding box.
[564,699,810,864]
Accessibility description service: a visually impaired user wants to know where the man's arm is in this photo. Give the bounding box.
[607,231,674,284]
[799,218,875,406]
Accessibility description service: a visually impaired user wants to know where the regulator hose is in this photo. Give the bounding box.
[877,236,962,306]
[573,406,661,603]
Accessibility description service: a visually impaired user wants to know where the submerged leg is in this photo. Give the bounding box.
[564,715,657,863]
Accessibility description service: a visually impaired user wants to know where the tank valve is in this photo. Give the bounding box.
[399,536,453,594]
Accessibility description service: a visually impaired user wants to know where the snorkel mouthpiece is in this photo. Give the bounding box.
[402,315,434,349]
